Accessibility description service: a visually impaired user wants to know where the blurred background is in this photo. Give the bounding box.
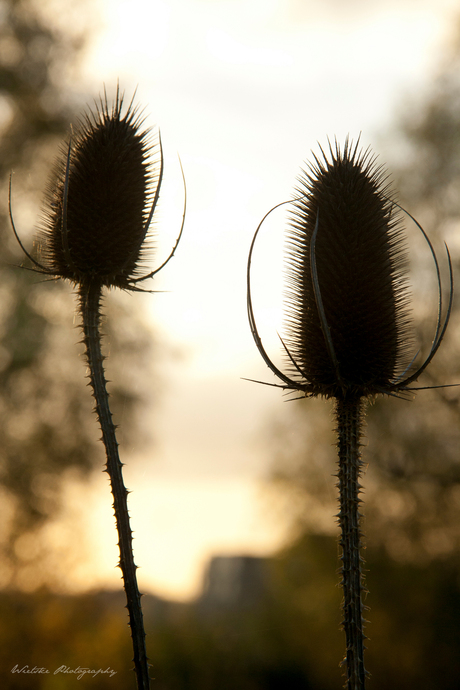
[1,0,460,687]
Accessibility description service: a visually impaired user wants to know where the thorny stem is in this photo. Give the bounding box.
[335,396,367,690]
[79,279,150,690]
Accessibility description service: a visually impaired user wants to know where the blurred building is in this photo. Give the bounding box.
[199,555,270,609]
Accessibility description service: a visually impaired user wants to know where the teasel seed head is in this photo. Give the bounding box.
[285,139,411,399]
[10,86,186,291]
[247,138,452,401]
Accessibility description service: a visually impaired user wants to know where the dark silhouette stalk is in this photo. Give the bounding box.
[11,87,184,689]
[247,137,452,686]
[79,278,149,689]
[336,396,366,689]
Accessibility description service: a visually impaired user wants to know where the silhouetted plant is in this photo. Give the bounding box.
[11,87,184,690]
[247,139,452,688]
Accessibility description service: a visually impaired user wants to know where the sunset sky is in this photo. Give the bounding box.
[43,0,459,600]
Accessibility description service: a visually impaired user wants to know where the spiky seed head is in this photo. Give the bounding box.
[36,90,160,289]
[284,139,412,400]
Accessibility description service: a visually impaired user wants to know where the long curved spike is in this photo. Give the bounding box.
[284,393,314,402]
[278,333,310,380]
[8,174,54,274]
[9,263,56,277]
[310,210,344,389]
[398,242,453,387]
[376,388,412,400]
[392,348,421,384]
[143,129,164,235]
[387,199,444,352]
[131,151,185,283]
[240,376,293,390]
[404,383,460,391]
[385,198,449,388]
[247,198,306,389]
[400,202,444,344]
[121,284,156,294]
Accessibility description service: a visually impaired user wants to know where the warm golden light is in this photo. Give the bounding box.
[41,0,459,600]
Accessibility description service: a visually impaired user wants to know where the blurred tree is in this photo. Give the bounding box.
[1,546,459,689]
[0,0,161,590]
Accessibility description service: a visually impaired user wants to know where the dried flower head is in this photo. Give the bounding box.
[247,138,452,401]
[10,87,183,291]
[247,138,453,690]
[8,86,187,690]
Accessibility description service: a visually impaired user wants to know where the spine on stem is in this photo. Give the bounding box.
[79,279,150,690]
[335,396,367,690]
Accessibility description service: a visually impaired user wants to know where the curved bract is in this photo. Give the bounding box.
[247,138,453,690]
[247,138,453,401]
[10,86,185,292]
[8,86,187,690]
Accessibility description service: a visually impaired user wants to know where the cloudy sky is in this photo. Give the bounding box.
[45,0,459,600]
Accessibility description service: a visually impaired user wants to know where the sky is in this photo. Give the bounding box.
[40,0,460,600]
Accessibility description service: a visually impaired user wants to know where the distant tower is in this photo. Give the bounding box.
[200,556,269,609]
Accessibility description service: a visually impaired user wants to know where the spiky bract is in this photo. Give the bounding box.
[284,139,412,399]
[37,90,161,289]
